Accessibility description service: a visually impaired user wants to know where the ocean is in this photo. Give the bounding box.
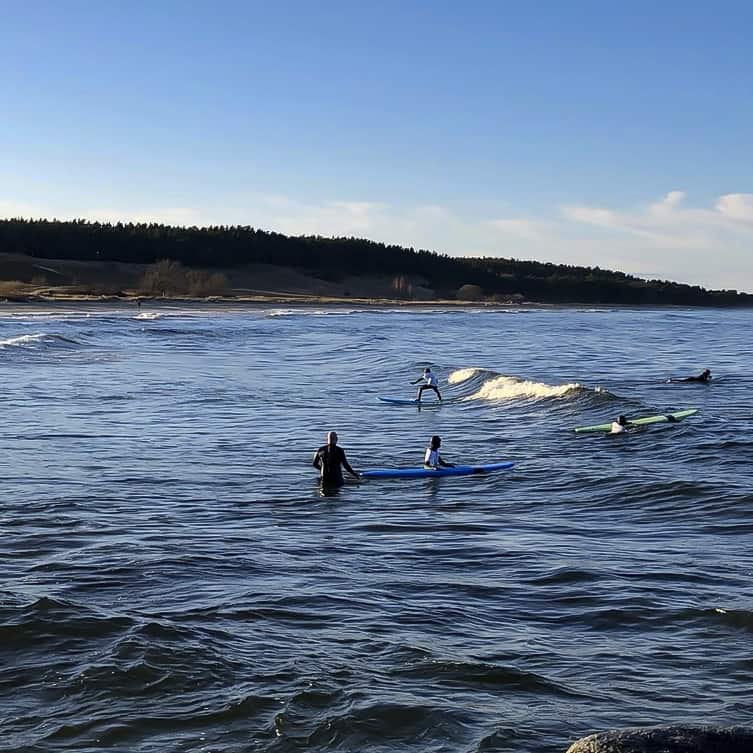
[1,303,751,752]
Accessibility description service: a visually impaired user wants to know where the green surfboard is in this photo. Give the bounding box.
[574,408,699,433]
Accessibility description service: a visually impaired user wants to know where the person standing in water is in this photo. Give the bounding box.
[424,435,454,469]
[411,367,443,403]
[313,431,359,486]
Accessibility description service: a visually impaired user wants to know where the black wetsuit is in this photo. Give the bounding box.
[313,444,353,486]
[681,373,711,383]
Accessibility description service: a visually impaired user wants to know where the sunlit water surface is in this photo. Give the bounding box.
[1,303,751,752]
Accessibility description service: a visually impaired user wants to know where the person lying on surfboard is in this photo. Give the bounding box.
[610,415,628,434]
[424,435,454,469]
[678,368,712,383]
[313,431,360,486]
[411,367,443,403]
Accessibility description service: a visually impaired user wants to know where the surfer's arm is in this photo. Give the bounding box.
[312,451,322,469]
[410,377,422,384]
[342,454,359,477]
[438,456,454,468]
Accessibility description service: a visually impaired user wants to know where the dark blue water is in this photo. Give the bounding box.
[1,303,751,752]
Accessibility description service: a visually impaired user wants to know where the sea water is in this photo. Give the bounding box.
[1,303,751,752]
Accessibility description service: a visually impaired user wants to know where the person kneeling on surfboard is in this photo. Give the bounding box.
[424,435,454,469]
[313,431,360,486]
[610,415,628,434]
[411,367,443,403]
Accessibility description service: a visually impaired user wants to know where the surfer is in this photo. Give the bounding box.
[411,367,443,403]
[424,435,454,469]
[679,368,712,383]
[610,415,628,434]
[313,431,360,486]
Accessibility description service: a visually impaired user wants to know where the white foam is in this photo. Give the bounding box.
[467,375,581,401]
[135,312,162,320]
[448,368,485,385]
[266,308,367,318]
[266,309,297,318]
[0,333,49,348]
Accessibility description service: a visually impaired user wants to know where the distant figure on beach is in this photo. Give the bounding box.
[424,435,454,469]
[137,298,142,310]
[411,367,442,403]
[610,415,628,434]
[679,368,712,383]
[313,431,359,487]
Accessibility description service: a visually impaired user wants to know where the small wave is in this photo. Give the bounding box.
[0,332,80,349]
[467,374,581,401]
[0,333,49,347]
[266,309,298,318]
[274,699,446,747]
[448,367,484,385]
[398,658,579,695]
[265,308,368,318]
[0,595,132,648]
[134,312,162,320]
[712,607,753,633]
[449,366,591,402]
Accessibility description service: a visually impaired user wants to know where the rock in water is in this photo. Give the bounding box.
[565,725,753,753]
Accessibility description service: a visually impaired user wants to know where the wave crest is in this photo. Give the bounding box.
[448,366,585,402]
[447,367,484,385]
[468,375,581,401]
[0,333,49,347]
[0,333,80,349]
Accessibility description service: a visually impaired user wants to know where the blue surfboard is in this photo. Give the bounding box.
[361,461,514,479]
[377,396,446,405]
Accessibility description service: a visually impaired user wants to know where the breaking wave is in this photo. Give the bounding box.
[468,375,581,401]
[448,367,582,402]
[0,333,81,349]
[265,308,371,318]
[447,367,484,385]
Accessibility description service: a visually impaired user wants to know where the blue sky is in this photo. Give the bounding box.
[2,1,752,290]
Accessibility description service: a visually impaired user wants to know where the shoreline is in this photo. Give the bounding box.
[2,293,752,310]
[0,292,530,308]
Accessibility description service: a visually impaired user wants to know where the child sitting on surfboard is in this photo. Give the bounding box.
[610,415,628,434]
[424,435,454,469]
[411,367,443,403]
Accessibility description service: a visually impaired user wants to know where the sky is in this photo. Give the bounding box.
[1,0,752,291]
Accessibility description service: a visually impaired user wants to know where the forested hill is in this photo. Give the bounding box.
[0,218,750,305]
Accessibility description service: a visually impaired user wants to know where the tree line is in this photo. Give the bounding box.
[0,218,749,305]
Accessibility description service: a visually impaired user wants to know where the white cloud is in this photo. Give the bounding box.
[562,192,753,246]
[84,207,209,226]
[0,202,210,227]
[654,190,686,209]
[0,200,49,218]
[715,193,753,222]
[1,190,752,292]
[262,199,387,237]
[558,191,753,289]
[560,205,620,228]
[488,218,543,238]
